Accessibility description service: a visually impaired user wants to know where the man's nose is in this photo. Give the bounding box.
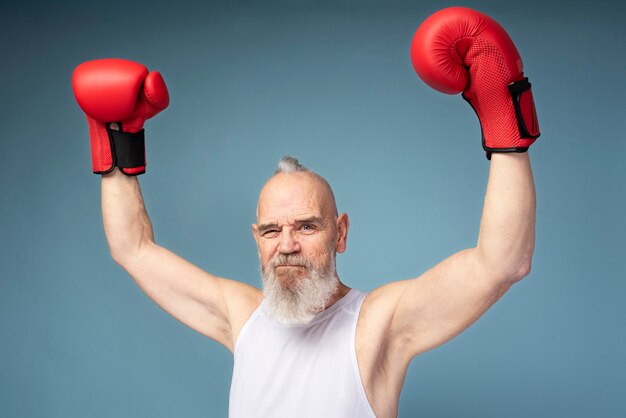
[277,230,300,254]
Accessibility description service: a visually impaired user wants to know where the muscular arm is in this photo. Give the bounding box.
[369,153,536,361]
[102,168,260,351]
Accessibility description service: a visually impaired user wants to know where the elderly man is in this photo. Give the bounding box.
[74,7,539,418]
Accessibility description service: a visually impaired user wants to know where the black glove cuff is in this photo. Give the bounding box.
[508,77,540,140]
[108,128,146,170]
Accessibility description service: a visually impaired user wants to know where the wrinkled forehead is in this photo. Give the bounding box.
[256,172,337,222]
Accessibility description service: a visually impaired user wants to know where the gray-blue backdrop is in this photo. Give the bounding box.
[1,0,624,417]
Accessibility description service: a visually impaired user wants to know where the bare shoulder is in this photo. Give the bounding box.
[219,278,263,349]
[359,280,412,343]
[357,281,413,375]
[356,281,414,417]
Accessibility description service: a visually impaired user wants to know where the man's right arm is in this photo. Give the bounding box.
[102,168,261,351]
[73,58,261,350]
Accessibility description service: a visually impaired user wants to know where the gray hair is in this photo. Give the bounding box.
[272,156,338,216]
[275,156,310,174]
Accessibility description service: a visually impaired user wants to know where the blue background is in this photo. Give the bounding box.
[1,0,624,417]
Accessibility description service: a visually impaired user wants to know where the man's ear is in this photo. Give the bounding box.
[335,213,349,254]
[252,224,259,247]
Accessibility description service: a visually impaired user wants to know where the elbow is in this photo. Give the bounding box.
[505,255,533,283]
[510,257,532,282]
[478,249,533,283]
[109,245,130,266]
[109,241,146,267]
[512,240,535,282]
[478,239,535,283]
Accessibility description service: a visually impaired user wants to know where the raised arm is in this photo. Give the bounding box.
[101,169,259,351]
[360,8,541,363]
[73,59,260,352]
[397,152,535,352]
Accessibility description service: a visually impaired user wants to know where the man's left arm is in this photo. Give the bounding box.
[385,152,535,359]
[374,7,541,361]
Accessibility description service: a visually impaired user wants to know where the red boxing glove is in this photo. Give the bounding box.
[410,7,540,159]
[72,58,169,175]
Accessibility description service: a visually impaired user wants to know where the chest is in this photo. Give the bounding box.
[229,308,376,418]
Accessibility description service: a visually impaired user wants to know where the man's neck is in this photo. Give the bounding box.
[324,283,352,310]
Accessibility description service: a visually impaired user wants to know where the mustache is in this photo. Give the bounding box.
[268,253,311,269]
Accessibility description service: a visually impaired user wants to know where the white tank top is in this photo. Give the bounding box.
[229,289,376,418]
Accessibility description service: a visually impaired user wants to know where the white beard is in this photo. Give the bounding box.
[261,251,339,325]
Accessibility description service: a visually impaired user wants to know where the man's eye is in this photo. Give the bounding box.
[262,230,279,238]
[300,224,315,233]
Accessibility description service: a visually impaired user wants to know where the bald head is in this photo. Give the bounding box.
[256,157,338,221]
[257,171,338,222]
